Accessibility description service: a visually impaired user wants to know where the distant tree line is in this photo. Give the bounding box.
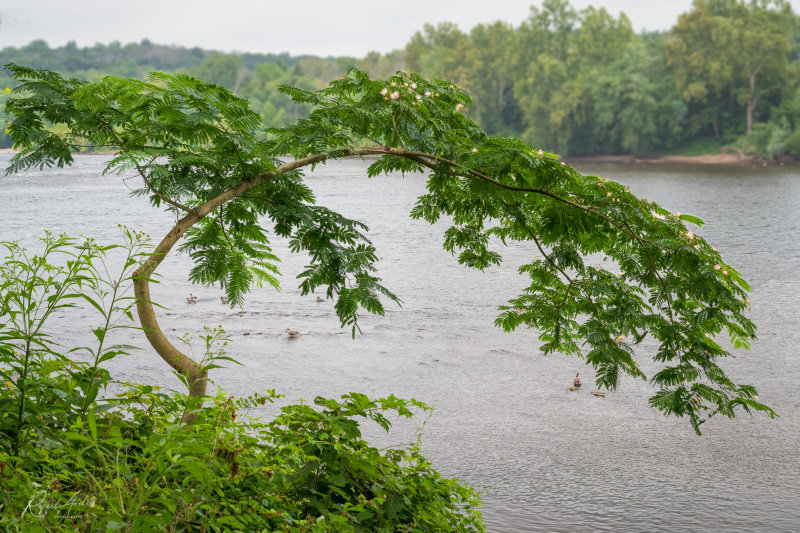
[2,0,799,158]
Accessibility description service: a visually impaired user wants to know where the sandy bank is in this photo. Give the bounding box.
[564,152,796,165]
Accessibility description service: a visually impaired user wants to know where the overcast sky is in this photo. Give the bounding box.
[1,1,798,57]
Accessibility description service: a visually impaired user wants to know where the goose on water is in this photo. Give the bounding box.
[286,329,300,337]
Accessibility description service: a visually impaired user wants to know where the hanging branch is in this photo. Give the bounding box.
[3,64,771,432]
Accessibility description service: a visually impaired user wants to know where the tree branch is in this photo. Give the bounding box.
[391,114,406,149]
[97,116,192,213]
[217,205,238,253]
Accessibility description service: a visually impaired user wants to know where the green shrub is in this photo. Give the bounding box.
[739,121,789,159]
[0,234,484,532]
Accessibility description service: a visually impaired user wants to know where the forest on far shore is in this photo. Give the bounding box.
[2,0,799,159]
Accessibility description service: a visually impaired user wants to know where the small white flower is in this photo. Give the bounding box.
[424,90,432,97]
[561,162,566,166]
[455,103,464,112]
[653,213,666,220]
[538,148,544,156]
[380,87,388,96]
[411,82,417,89]
[686,231,695,240]
[675,211,681,217]
[722,269,729,276]
[390,91,400,100]
[615,334,626,343]
[416,93,422,100]
[713,264,721,270]
[471,147,478,153]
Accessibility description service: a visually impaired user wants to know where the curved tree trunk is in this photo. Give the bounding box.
[132,152,336,422]
[132,145,550,422]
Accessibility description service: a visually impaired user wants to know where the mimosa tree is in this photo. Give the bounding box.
[4,63,773,432]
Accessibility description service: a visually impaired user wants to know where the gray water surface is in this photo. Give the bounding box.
[1,155,798,532]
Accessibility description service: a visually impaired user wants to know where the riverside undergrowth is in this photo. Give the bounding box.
[0,232,484,532]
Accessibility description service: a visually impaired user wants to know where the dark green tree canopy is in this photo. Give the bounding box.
[4,63,773,432]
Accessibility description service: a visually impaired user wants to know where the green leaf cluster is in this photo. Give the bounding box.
[3,62,775,432]
[0,234,483,532]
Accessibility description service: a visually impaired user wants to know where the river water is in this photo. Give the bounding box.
[1,155,799,532]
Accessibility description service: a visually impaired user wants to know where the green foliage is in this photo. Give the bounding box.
[740,121,791,158]
[190,53,248,93]
[0,234,483,532]
[666,0,794,136]
[0,229,146,455]
[3,0,800,155]
[3,60,776,434]
[5,64,397,331]
[669,136,731,156]
[513,0,637,153]
[574,37,688,154]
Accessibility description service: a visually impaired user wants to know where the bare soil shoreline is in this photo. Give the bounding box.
[564,152,796,165]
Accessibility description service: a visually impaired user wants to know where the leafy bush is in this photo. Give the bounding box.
[0,234,483,532]
[739,121,790,159]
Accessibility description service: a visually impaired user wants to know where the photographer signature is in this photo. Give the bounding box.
[23,490,95,519]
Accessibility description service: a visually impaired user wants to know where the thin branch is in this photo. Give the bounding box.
[403,150,653,245]
[553,280,575,317]
[391,114,406,149]
[69,144,118,149]
[623,221,675,324]
[96,116,192,213]
[524,224,573,283]
[217,120,250,186]
[350,129,384,147]
[134,164,192,214]
[217,205,238,253]
[523,222,618,353]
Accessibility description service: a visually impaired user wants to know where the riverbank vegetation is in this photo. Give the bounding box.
[5,59,773,431]
[0,26,777,528]
[2,0,800,160]
[0,233,484,531]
